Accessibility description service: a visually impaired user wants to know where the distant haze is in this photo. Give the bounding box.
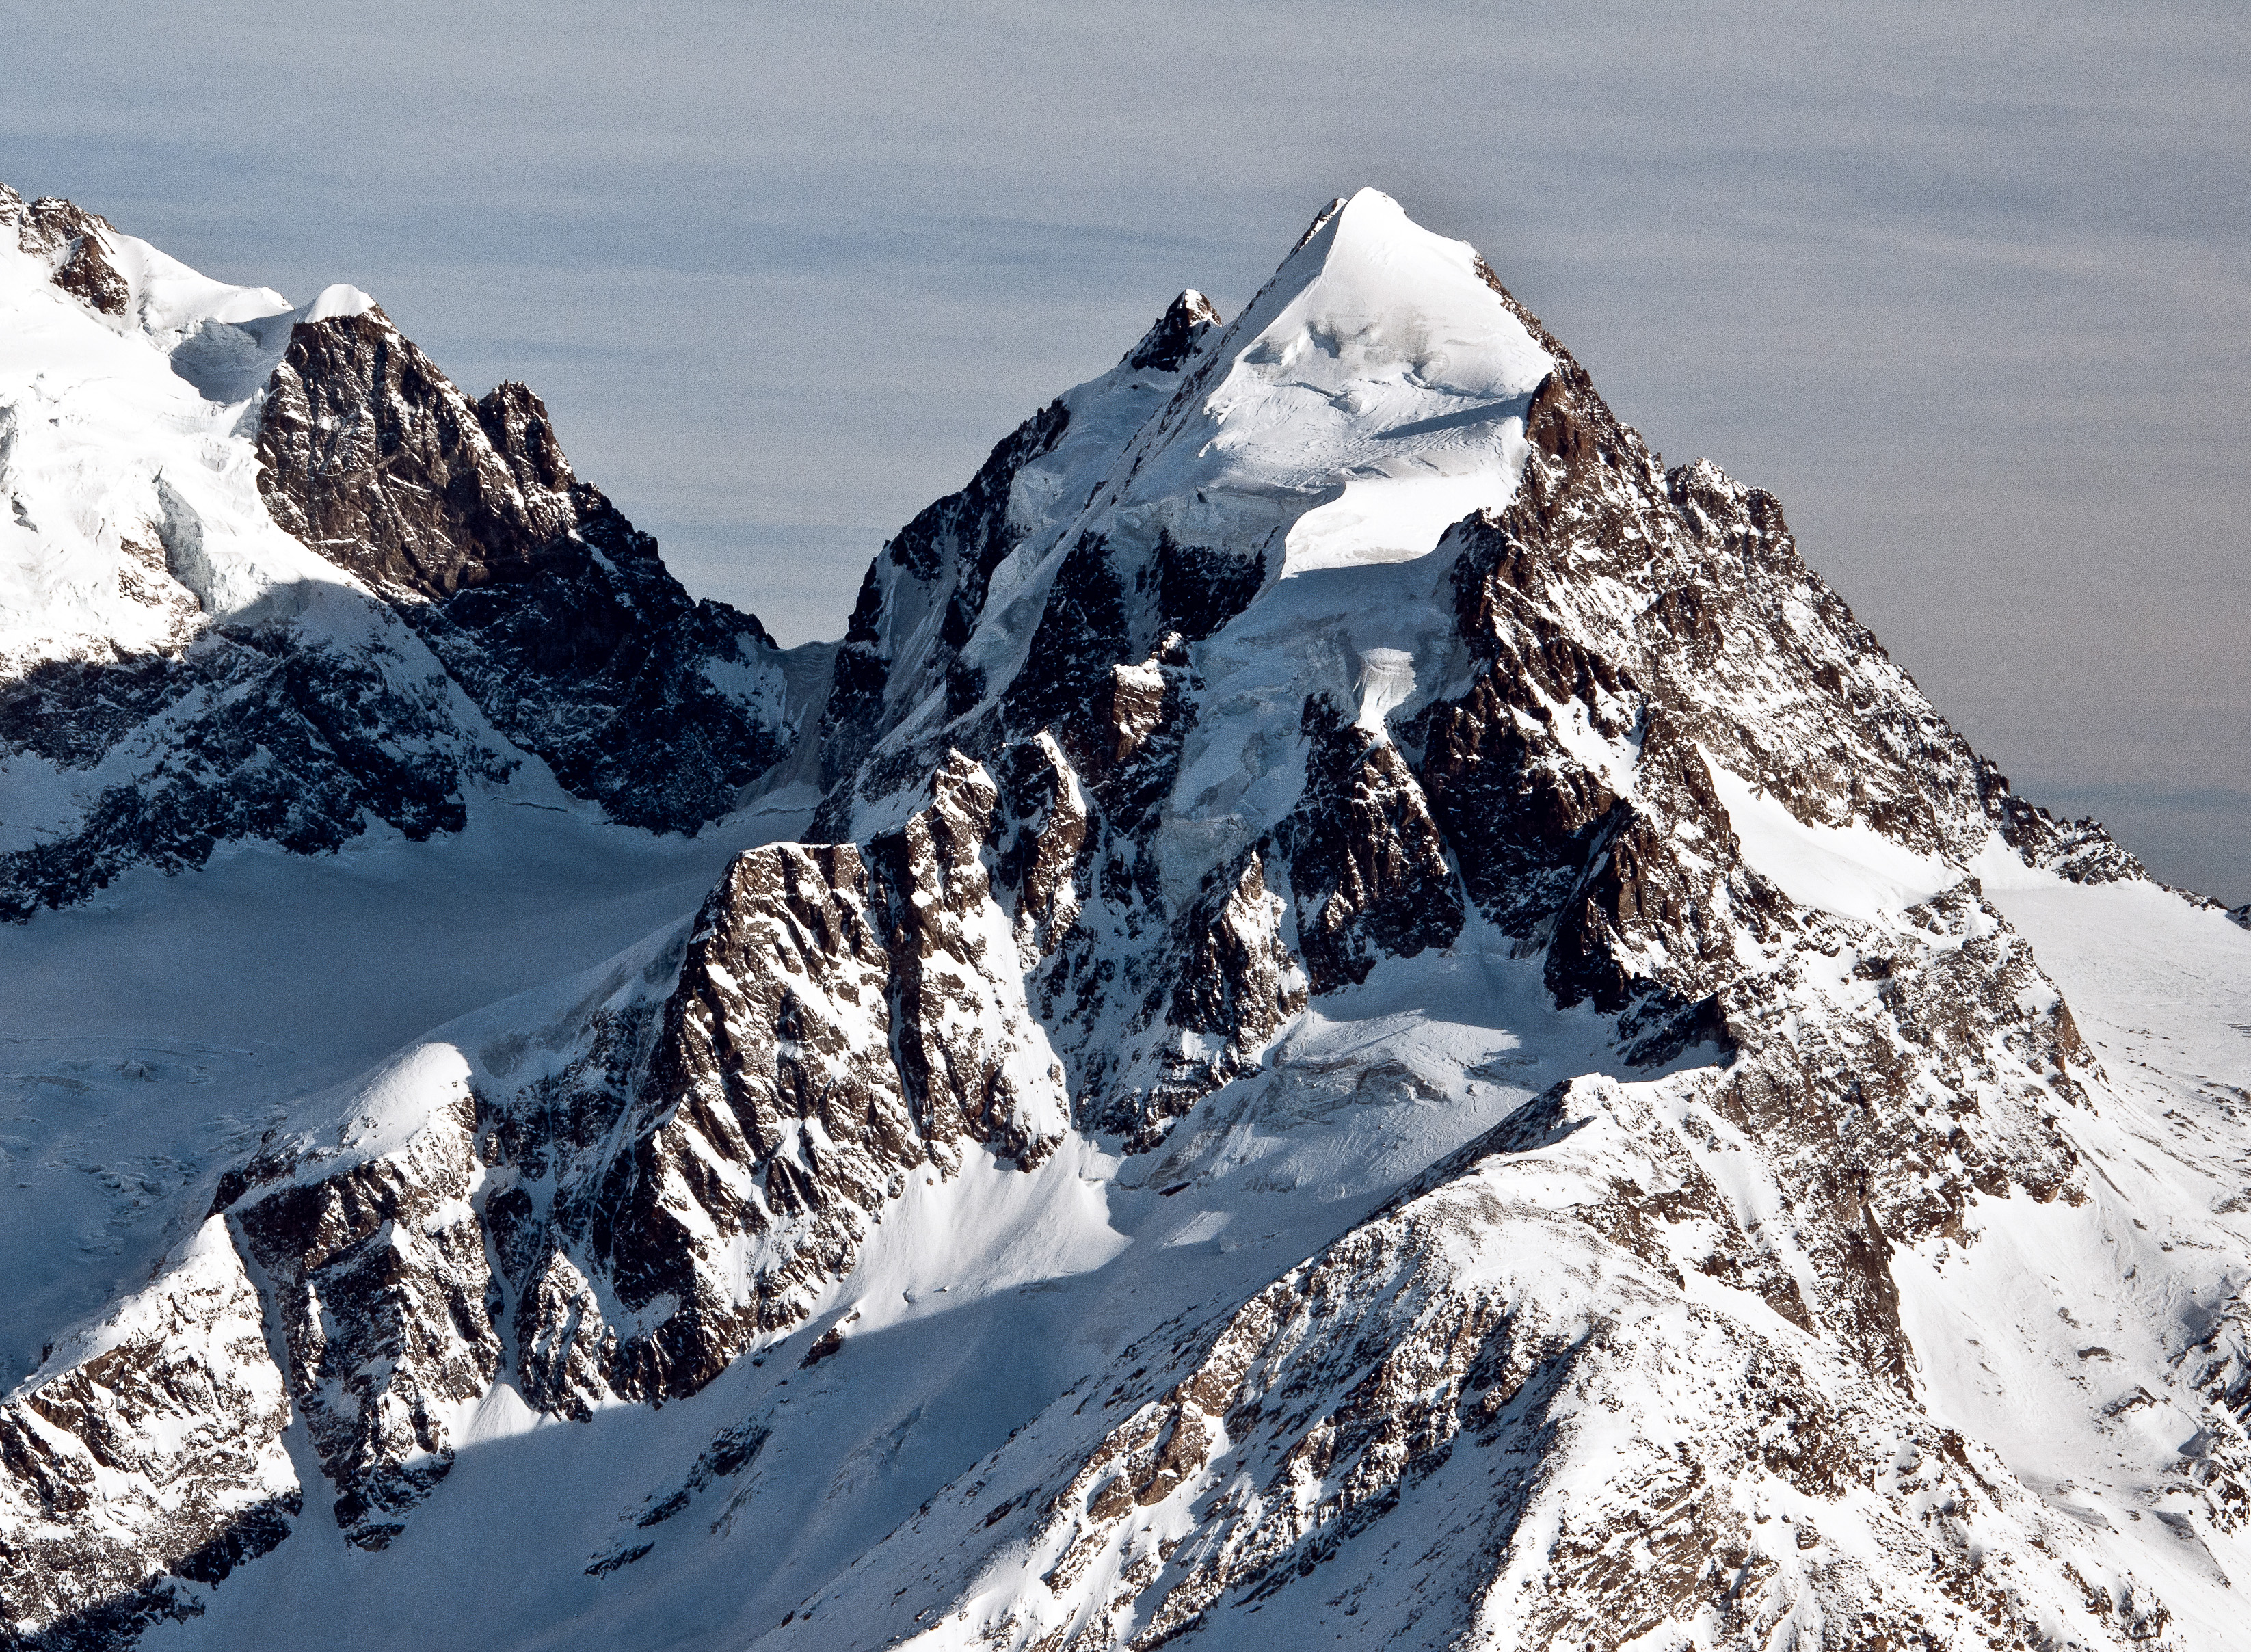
[6,2,2243,901]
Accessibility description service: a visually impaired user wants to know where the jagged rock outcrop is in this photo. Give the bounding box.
[0,1221,299,1648]
[227,1069,502,1550]
[1,185,131,317]
[1396,329,2058,1055]
[0,185,803,924]
[496,752,1078,1408]
[187,756,1076,1484]
[1281,697,1465,994]
[5,185,2240,1652]
[255,315,790,830]
[812,290,1231,816]
[1984,777,2151,886]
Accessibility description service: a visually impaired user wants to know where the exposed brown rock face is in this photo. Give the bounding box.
[5,190,2217,1652]
[2,185,129,315]
[1404,354,1966,1044]
[50,235,130,317]
[870,754,1071,1173]
[1152,851,1307,1141]
[1126,290,1223,373]
[256,321,585,601]
[1704,882,2091,1394]
[254,310,792,832]
[1281,697,1463,994]
[447,766,1081,1418]
[562,840,914,1403]
[230,1084,502,1549]
[818,400,1076,799]
[0,1222,298,1647]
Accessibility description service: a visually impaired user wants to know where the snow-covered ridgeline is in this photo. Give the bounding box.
[3,183,2248,1652]
[0,181,807,924]
[0,184,372,669]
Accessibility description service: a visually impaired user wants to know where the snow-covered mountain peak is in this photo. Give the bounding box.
[1102,187,1555,581]
[9,182,2245,1652]
[1233,185,1549,403]
[1122,289,1222,373]
[1,188,810,920]
[0,192,365,672]
[1080,187,1558,572]
[1,183,304,359]
[298,282,377,323]
[0,204,457,671]
[823,189,1573,818]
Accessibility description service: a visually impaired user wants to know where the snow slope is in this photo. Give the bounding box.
[0,181,810,926]
[119,882,2245,1652]
[115,926,1660,1652]
[4,184,2248,1652]
[0,200,361,670]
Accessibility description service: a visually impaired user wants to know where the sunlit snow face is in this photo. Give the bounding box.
[1121,188,1555,576]
[0,226,384,668]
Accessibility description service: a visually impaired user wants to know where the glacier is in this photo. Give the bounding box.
[2,182,2248,1652]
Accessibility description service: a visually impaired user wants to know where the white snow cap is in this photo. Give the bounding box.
[299,282,377,323]
[1112,185,1555,576]
[0,218,386,671]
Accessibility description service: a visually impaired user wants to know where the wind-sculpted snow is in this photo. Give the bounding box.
[0,183,802,923]
[5,185,2248,1651]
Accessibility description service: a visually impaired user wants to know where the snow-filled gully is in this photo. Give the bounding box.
[3,182,2248,1652]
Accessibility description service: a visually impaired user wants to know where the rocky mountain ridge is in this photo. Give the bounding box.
[4,187,2248,1652]
[0,182,805,924]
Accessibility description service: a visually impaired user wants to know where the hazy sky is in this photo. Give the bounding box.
[7,3,2244,899]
